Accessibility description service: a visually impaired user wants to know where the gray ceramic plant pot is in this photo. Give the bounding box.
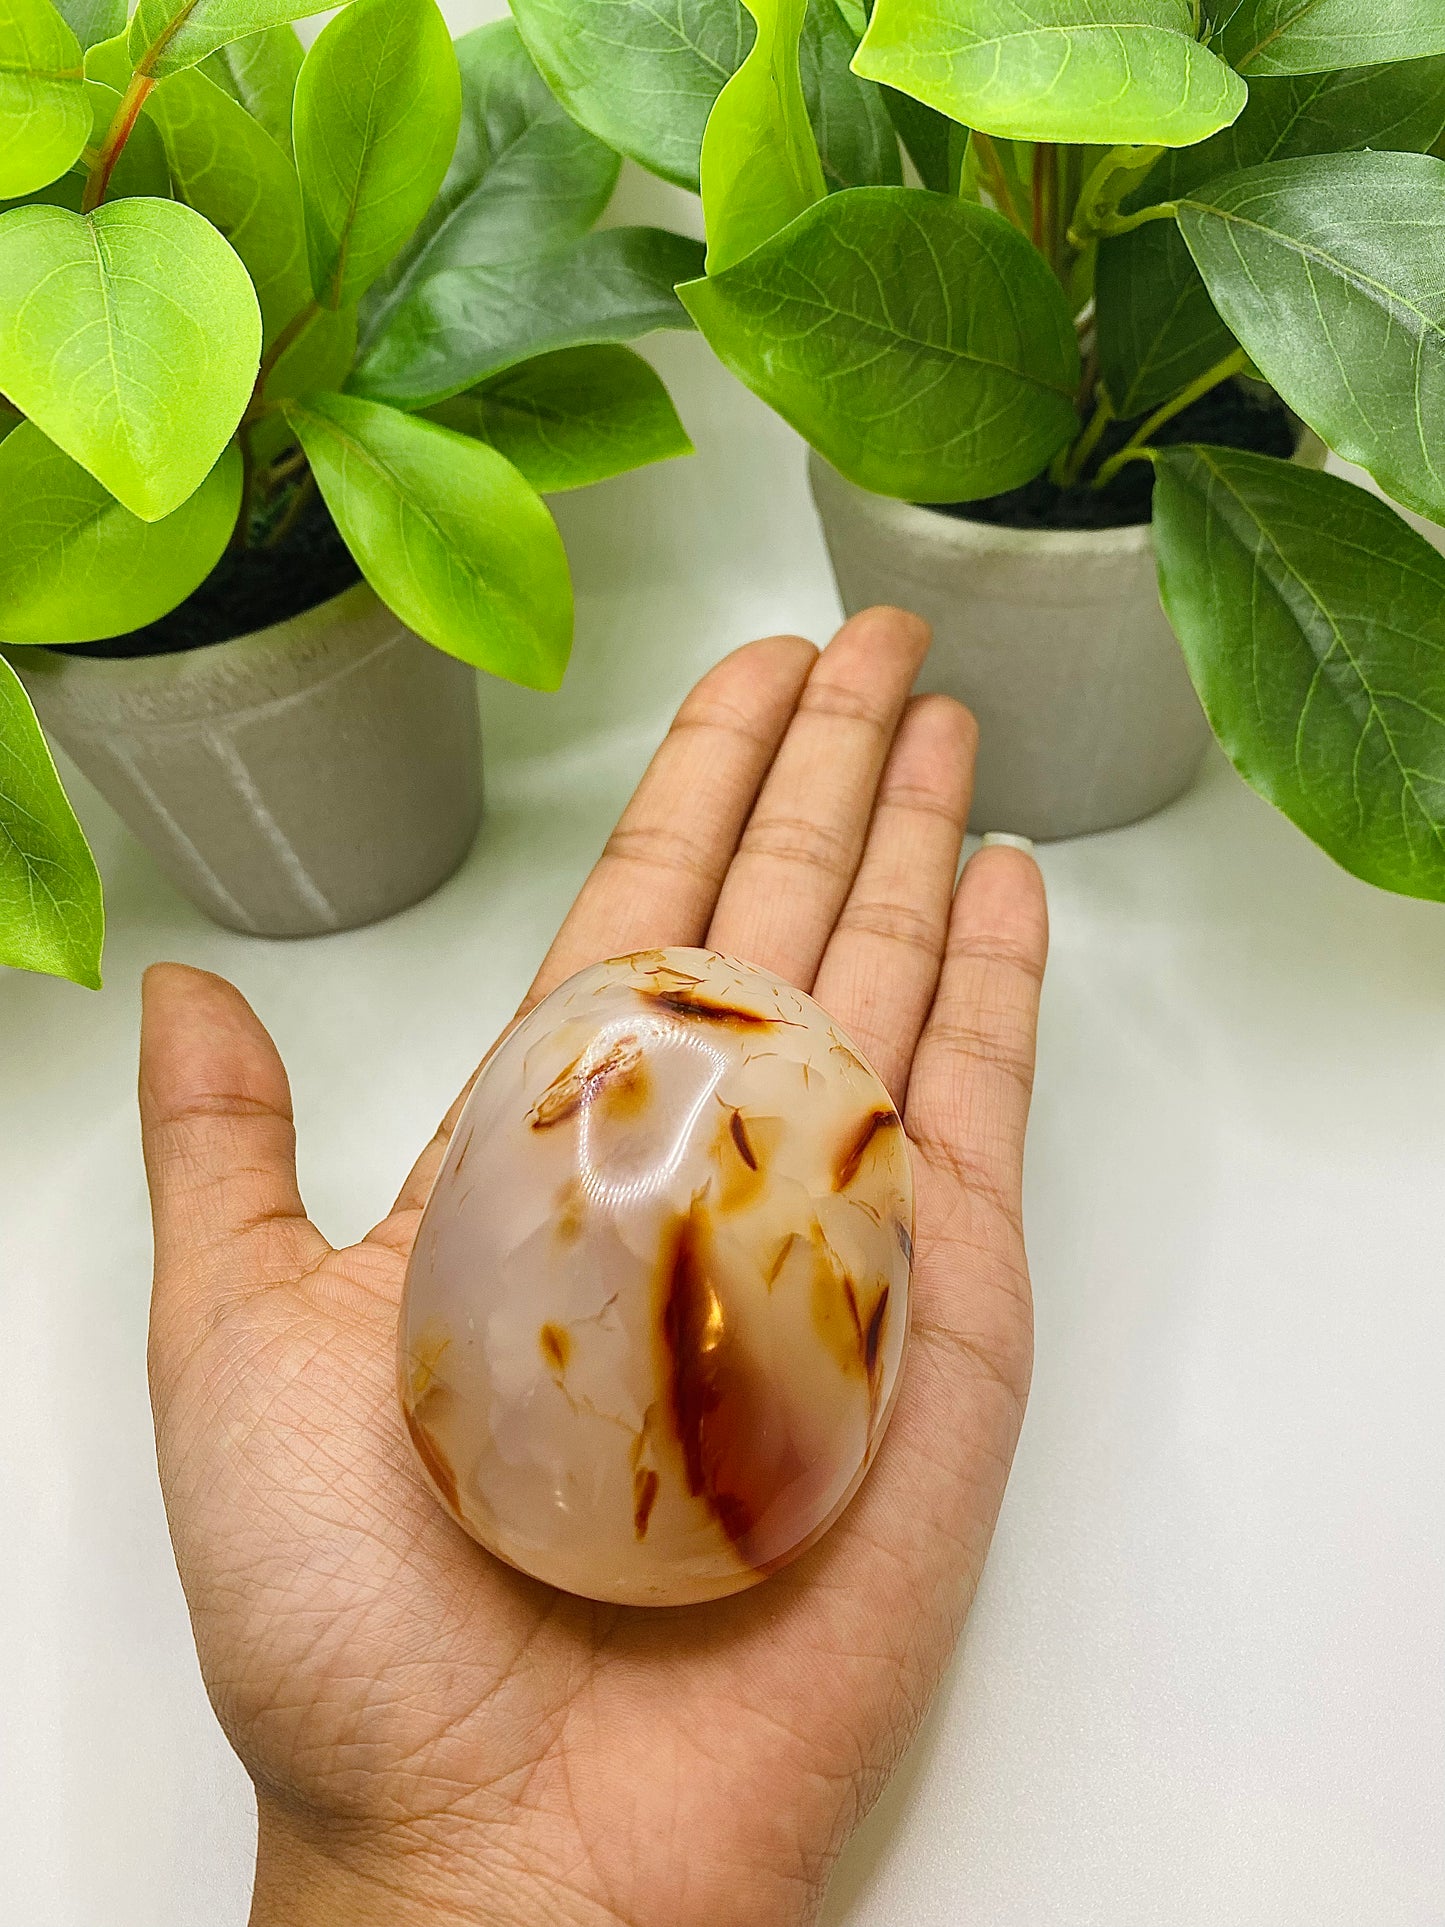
[810,450,1214,840]
[12,581,483,937]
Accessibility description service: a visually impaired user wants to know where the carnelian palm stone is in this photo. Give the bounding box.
[398,948,914,1606]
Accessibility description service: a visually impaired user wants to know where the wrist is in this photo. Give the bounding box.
[248,1798,628,1927]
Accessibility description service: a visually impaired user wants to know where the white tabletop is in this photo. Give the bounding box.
[4,34,1443,1922]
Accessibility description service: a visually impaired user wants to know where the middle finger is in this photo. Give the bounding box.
[705,605,932,989]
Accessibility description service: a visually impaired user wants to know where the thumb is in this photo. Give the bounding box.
[140,964,330,1332]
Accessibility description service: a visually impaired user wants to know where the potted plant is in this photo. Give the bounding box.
[509,0,1445,893]
[0,0,704,987]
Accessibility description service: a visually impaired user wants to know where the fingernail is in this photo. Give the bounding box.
[982,832,1036,854]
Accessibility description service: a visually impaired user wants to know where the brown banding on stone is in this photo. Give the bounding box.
[659,1203,804,1558]
[643,984,775,1029]
[835,1108,901,1190]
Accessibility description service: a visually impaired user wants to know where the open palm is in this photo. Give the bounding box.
[141,608,1048,1927]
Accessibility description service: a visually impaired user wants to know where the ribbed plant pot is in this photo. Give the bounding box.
[11,581,484,938]
[810,451,1209,841]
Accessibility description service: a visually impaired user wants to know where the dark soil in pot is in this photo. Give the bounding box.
[61,482,362,660]
[933,380,1297,533]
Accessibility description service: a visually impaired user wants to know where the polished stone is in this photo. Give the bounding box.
[399,948,913,1605]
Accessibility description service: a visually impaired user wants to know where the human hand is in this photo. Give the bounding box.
[140,607,1048,1927]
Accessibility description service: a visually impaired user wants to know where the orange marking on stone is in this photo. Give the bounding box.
[713,1106,772,1214]
[539,1322,572,1374]
[864,1285,890,1378]
[807,1223,869,1381]
[765,1232,800,1288]
[603,1054,652,1120]
[407,1324,452,1402]
[555,1178,586,1244]
[403,1399,459,1514]
[729,1108,758,1170]
[842,1275,865,1350]
[829,1037,871,1079]
[528,1035,644,1129]
[632,1467,660,1540]
[622,948,675,975]
[835,1108,901,1190]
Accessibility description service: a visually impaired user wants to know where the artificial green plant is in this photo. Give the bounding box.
[510,0,1445,903]
[0,0,704,987]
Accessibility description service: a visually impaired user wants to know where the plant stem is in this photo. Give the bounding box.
[972,132,1023,230]
[263,444,310,490]
[1054,143,1071,272]
[82,71,155,213]
[1080,197,1178,243]
[1031,141,1052,252]
[1058,394,1114,487]
[243,301,321,424]
[1075,337,1099,410]
[230,301,321,550]
[265,470,316,549]
[1092,346,1247,490]
[1068,143,1168,246]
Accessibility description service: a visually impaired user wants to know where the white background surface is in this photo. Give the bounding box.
[3,7,1444,1922]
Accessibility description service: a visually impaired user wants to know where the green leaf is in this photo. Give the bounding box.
[293,0,460,312]
[424,343,692,493]
[350,224,705,410]
[701,0,825,273]
[147,65,302,338]
[0,652,103,986]
[1154,444,1445,900]
[284,390,572,689]
[0,0,89,197]
[509,0,894,192]
[55,0,122,52]
[128,0,345,79]
[358,20,620,361]
[0,167,82,212]
[0,422,240,641]
[0,69,167,207]
[0,198,261,520]
[1209,2,1445,77]
[1098,60,1445,417]
[799,0,901,191]
[79,23,124,84]
[1176,151,1445,526]
[199,22,302,154]
[145,63,354,427]
[680,185,1079,501]
[854,0,1246,146]
[509,0,752,192]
